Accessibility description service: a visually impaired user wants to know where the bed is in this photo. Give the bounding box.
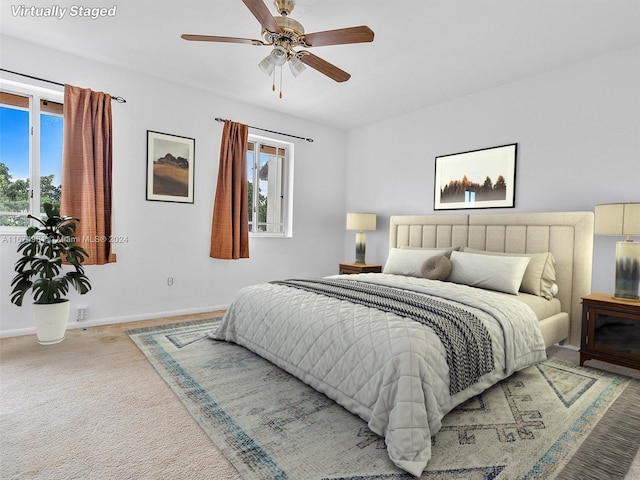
[212,211,594,476]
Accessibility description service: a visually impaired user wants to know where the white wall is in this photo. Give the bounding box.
[0,36,348,336]
[345,46,640,294]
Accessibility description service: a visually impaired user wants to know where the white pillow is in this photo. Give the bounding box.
[463,247,557,299]
[383,248,455,277]
[448,251,531,294]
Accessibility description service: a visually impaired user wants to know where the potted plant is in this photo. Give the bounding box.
[10,203,91,345]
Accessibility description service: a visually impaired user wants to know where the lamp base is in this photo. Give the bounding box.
[354,231,366,264]
[614,240,640,300]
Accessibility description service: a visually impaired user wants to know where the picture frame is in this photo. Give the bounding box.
[146,130,195,203]
[434,143,517,210]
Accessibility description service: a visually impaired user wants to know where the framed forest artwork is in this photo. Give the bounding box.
[434,143,517,210]
[146,130,195,203]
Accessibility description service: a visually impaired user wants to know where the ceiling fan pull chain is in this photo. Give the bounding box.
[279,65,283,99]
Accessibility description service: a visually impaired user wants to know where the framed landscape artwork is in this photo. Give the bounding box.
[434,143,517,210]
[146,130,195,203]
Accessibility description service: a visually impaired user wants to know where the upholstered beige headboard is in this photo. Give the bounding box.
[389,211,594,347]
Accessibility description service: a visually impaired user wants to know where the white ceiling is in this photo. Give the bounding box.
[2,0,639,129]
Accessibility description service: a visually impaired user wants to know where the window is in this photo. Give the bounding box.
[247,135,293,236]
[0,82,63,228]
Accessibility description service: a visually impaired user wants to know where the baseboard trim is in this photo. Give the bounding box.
[0,304,229,338]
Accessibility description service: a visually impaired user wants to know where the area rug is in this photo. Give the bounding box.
[127,318,640,480]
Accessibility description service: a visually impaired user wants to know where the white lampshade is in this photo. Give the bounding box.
[346,213,376,231]
[269,46,287,67]
[258,55,275,75]
[595,202,640,239]
[288,56,306,77]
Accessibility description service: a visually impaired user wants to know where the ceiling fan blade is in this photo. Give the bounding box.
[181,34,264,45]
[302,26,374,47]
[241,0,281,33]
[299,52,351,82]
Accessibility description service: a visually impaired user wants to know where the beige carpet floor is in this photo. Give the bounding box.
[1,312,242,480]
[1,314,639,480]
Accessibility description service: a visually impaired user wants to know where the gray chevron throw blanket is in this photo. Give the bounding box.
[271,278,494,395]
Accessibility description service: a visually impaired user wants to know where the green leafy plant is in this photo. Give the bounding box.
[10,203,91,306]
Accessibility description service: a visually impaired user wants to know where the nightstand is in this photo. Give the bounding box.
[339,263,382,275]
[580,293,640,370]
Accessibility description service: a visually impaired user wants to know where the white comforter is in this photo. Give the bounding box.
[212,273,547,476]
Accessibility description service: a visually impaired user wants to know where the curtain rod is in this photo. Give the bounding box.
[215,117,313,143]
[0,68,127,103]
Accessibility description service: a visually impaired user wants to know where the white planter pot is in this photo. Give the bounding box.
[32,300,70,345]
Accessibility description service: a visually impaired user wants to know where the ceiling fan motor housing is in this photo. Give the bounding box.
[264,15,305,52]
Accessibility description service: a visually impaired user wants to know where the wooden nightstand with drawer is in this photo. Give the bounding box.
[339,263,382,275]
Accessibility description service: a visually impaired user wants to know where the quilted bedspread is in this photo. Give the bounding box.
[212,273,547,476]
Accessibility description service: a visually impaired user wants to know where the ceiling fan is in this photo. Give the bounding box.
[181,0,374,93]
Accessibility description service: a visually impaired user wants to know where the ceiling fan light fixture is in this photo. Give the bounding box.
[269,45,288,66]
[258,55,275,75]
[288,56,306,77]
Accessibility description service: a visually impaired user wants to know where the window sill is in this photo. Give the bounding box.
[249,232,291,239]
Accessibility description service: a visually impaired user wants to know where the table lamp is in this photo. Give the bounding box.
[346,213,376,264]
[594,202,640,300]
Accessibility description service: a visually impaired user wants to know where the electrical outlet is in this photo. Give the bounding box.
[167,277,174,286]
[76,306,88,321]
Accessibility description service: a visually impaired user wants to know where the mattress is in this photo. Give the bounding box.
[506,292,562,320]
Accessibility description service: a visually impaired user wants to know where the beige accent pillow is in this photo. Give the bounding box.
[421,255,452,280]
[463,247,557,299]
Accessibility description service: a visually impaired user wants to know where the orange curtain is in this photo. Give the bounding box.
[210,120,249,259]
[61,84,115,265]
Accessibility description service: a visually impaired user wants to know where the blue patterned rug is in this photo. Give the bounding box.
[127,318,640,480]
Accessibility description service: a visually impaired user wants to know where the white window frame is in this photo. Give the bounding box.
[247,134,294,238]
[0,79,64,233]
